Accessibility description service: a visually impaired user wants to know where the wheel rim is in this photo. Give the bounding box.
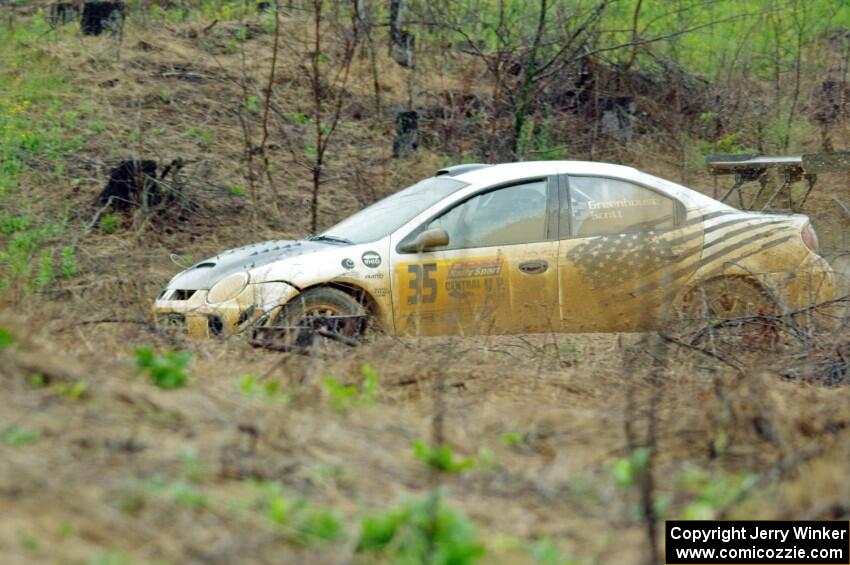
[292,303,358,336]
[671,277,781,359]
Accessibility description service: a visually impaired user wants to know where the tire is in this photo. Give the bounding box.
[253,287,367,352]
[666,276,782,364]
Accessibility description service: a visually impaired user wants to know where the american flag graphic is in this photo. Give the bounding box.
[566,231,671,288]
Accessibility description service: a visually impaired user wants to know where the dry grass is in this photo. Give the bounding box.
[3,318,850,564]
[2,6,850,565]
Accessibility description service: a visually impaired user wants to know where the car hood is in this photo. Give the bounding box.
[167,239,327,290]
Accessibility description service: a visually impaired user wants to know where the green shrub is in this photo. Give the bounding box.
[322,376,357,410]
[89,551,130,565]
[98,213,120,233]
[166,480,210,508]
[678,467,758,520]
[611,447,651,488]
[60,246,76,277]
[180,447,208,483]
[254,484,343,545]
[34,249,55,288]
[54,380,87,400]
[500,432,526,446]
[134,347,191,389]
[529,537,576,565]
[291,506,344,545]
[133,475,209,510]
[359,364,379,402]
[3,425,41,446]
[0,326,13,350]
[357,494,485,564]
[239,374,287,402]
[87,121,105,134]
[413,441,476,473]
[185,127,215,146]
[322,364,380,411]
[28,373,46,387]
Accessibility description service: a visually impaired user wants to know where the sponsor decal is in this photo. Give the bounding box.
[588,197,659,210]
[445,277,504,296]
[374,288,390,297]
[341,258,355,270]
[362,251,382,269]
[447,258,502,279]
[365,272,384,280]
[445,259,504,299]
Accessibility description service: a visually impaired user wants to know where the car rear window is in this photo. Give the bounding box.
[567,176,678,237]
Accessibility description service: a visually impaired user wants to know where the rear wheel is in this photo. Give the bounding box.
[667,276,782,364]
[252,287,367,352]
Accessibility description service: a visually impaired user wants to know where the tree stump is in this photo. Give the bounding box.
[392,111,419,158]
[812,80,849,152]
[48,2,81,27]
[97,160,160,211]
[81,1,125,36]
[390,30,415,68]
[598,96,637,144]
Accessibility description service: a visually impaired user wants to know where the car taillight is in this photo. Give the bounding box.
[802,223,819,253]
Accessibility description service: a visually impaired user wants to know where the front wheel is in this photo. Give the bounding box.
[252,287,368,352]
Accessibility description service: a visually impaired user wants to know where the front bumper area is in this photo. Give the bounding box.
[152,281,299,338]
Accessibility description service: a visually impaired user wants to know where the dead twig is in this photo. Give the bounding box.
[61,318,181,346]
[658,331,744,375]
[832,196,850,219]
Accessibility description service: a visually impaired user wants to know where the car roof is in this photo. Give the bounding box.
[451,160,639,183]
[451,160,727,210]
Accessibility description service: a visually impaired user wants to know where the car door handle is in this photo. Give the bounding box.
[519,260,548,274]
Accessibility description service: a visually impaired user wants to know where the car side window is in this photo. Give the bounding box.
[426,179,548,250]
[567,176,678,237]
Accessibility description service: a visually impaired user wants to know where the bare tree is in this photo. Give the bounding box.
[428,0,614,158]
[267,0,360,233]
[305,0,359,232]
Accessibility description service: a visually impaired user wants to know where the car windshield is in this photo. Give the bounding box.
[319,176,468,244]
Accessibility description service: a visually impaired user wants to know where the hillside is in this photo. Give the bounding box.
[2,2,850,564]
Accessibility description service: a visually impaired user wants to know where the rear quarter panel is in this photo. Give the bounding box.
[683,212,830,311]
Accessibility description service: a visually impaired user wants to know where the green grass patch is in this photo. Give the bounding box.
[0,326,13,350]
[134,347,191,389]
[357,493,485,564]
[0,15,91,293]
[3,425,41,446]
[413,441,476,473]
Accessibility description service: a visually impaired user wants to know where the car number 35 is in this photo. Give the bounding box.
[407,263,438,304]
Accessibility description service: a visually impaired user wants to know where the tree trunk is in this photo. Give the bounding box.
[392,111,419,158]
[512,0,547,157]
[48,3,80,27]
[81,1,125,36]
[388,0,414,68]
[311,166,321,233]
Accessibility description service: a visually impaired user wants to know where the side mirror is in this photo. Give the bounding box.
[400,228,449,253]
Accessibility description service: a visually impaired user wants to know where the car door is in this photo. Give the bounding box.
[390,177,560,336]
[557,174,704,332]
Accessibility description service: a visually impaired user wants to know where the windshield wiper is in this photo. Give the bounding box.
[307,234,354,245]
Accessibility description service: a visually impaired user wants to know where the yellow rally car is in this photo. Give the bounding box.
[153,161,835,344]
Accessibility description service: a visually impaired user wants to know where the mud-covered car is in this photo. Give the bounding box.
[153,161,835,345]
